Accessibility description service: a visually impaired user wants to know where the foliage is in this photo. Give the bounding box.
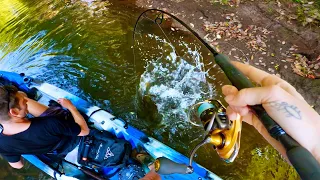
[295,1,320,26]
[211,0,241,7]
[245,146,299,180]
[291,54,320,79]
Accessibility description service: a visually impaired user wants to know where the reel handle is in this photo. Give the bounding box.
[154,157,193,175]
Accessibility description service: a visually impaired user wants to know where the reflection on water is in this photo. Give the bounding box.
[0,0,297,179]
[0,156,52,179]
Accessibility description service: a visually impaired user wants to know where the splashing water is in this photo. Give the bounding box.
[138,34,214,139]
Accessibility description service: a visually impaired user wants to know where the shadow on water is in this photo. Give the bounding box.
[0,0,298,179]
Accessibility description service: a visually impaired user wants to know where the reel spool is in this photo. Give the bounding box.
[188,100,242,165]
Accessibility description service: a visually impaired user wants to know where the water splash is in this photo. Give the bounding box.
[138,34,214,139]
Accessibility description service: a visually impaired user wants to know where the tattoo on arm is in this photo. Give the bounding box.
[268,101,302,120]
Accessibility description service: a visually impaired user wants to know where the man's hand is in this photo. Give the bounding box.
[140,171,161,180]
[222,61,320,163]
[17,91,28,98]
[9,159,24,169]
[58,98,76,110]
[58,98,89,136]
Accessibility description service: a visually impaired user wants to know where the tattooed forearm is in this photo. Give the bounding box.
[268,101,302,120]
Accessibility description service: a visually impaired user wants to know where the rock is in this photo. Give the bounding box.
[306,18,313,23]
[268,68,275,73]
[212,42,219,45]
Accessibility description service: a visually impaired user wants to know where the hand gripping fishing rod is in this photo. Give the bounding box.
[211,54,320,180]
[133,9,320,179]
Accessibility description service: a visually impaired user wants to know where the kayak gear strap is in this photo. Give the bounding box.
[81,136,93,162]
[88,109,104,119]
[88,109,129,129]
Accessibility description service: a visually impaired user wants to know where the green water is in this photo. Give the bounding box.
[0,0,298,179]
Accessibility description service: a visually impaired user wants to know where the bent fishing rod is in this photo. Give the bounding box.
[133,9,320,179]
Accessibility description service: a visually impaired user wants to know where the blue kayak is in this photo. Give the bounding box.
[0,70,221,180]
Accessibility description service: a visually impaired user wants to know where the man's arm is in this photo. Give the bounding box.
[68,106,90,136]
[57,98,90,136]
[17,91,49,117]
[8,157,24,169]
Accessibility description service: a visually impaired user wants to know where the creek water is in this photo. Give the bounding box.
[0,0,297,179]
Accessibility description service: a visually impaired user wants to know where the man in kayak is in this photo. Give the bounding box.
[0,87,152,179]
[141,61,320,180]
[0,86,89,169]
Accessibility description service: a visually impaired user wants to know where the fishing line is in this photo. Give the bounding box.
[132,9,213,116]
[132,8,219,93]
[133,9,219,60]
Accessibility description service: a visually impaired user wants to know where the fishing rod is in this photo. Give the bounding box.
[133,9,320,179]
[63,160,106,180]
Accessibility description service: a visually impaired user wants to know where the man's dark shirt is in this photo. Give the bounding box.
[0,116,81,163]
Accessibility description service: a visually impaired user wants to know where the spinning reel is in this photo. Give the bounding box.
[187,100,242,171]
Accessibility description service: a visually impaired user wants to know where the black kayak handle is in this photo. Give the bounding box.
[214,54,320,180]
